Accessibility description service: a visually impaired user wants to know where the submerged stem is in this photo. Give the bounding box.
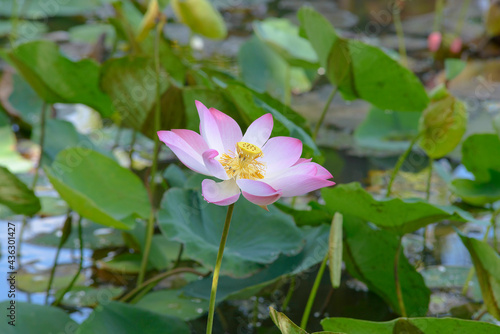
[394,236,407,317]
[206,203,235,334]
[313,86,338,141]
[137,19,163,287]
[386,134,421,198]
[53,216,83,306]
[301,252,328,329]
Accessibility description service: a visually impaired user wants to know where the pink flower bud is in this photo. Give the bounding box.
[427,31,442,52]
[450,37,462,54]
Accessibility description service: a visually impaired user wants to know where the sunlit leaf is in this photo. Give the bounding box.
[45,148,151,230]
[171,0,227,39]
[458,232,500,320]
[158,188,304,277]
[76,301,190,334]
[322,182,481,235]
[0,126,32,173]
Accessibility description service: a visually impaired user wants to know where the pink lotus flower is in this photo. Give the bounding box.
[158,101,335,207]
[427,31,442,52]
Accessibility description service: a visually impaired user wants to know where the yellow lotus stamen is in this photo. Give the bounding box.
[219,141,265,180]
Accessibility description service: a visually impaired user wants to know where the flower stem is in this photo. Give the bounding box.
[206,203,235,334]
[18,103,48,260]
[393,1,407,67]
[137,18,163,287]
[281,275,296,311]
[394,236,407,317]
[45,211,71,305]
[386,134,420,198]
[423,158,433,249]
[53,216,83,306]
[313,86,338,141]
[300,252,328,329]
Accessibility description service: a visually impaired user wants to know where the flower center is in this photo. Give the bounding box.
[219,141,265,180]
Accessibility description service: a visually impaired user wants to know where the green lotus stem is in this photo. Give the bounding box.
[128,130,137,169]
[53,216,83,306]
[18,103,48,260]
[313,86,339,141]
[394,236,407,317]
[301,252,328,329]
[462,224,492,295]
[454,0,471,36]
[433,0,446,32]
[120,267,204,303]
[206,203,235,334]
[386,134,421,198]
[45,211,72,305]
[423,158,433,249]
[281,275,296,311]
[137,20,162,287]
[392,3,407,67]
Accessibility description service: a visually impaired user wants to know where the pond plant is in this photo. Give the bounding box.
[0,0,500,334]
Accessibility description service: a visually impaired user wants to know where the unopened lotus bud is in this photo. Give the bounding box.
[137,0,160,42]
[449,37,462,54]
[485,0,500,37]
[418,86,467,159]
[428,31,442,52]
[171,0,227,40]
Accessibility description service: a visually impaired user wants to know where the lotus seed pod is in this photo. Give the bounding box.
[418,90,467,159]
[427,31,442,52]
[171,0,227,40]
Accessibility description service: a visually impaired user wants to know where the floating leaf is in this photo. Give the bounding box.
[322,182,481,235]
[0,166,40,215]
[321,317,500,333]
[45,148,151,230]
[158,188,304,277]
[17,264,85,293]
[354,108,421,153]
[136,289,209,321]
[76,301,190,334]
[54,286,124,307]
[98,253,151,274]
[5,41,113,116]
[341,216,430,316]
[458,232,500,320]
[298,7,428,112]
[0,301,78,334]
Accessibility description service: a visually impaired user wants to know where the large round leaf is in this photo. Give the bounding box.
[45,148,150,230]
[322,182,482,235]
[0,301,77,334]
[158,188,304,277]
[76,301,189,334]
[6,41,113,116]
